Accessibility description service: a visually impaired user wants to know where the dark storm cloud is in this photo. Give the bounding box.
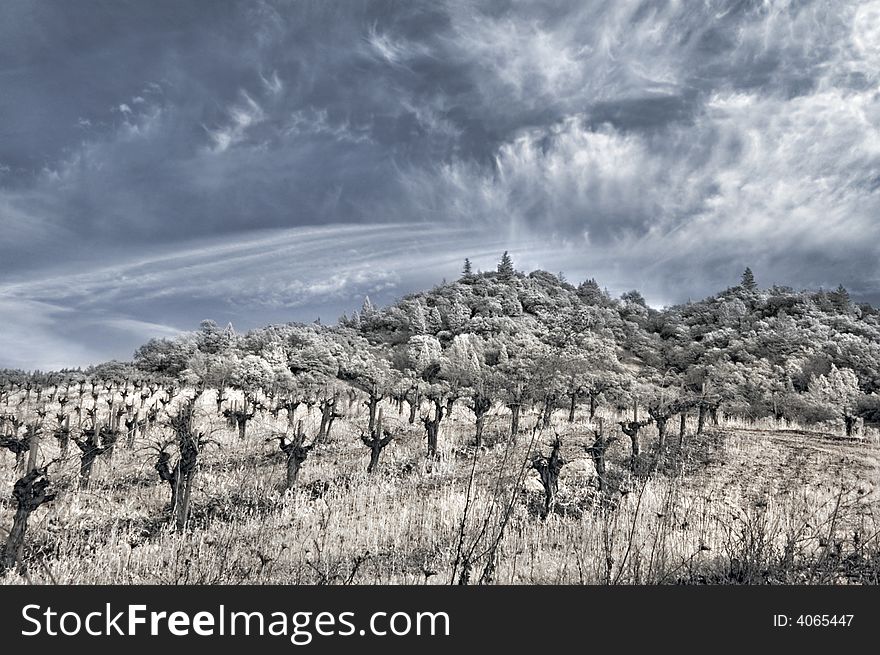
[1,0,879,368]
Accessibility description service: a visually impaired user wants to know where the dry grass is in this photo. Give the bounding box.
[1,394,879,585]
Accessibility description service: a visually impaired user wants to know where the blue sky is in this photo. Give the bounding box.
[2,0,879,369]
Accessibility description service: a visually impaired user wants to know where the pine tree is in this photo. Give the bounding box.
[408,301,428,335]
[741,267,757,291]
[497,251,515,279]
[832,284,851,312]
[462,258,473,278]
[361,295,376,317]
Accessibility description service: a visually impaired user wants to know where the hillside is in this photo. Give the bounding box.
[112,259,880,436]
[2,258,880,585]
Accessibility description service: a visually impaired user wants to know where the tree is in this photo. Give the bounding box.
[576,278,605,305]
[274,373,308,430]
[133,337,196,377]
[196,319,237,354]
[683,364,726,435]
[181,351,239,410]
[557,337,623,423]
[584,371,628,421]
[225,355,274,440]
[405,301,428,335]
[462,258,473,279]
[404,335,453,456]
[640,377,692,451]
[741,267,757,291]
[338,343,396,433]
[831,284,851,313]
[287,325,343,379]
[444,334,496,447]
[805,364,864,436]
[406,335,443,374]
[86,360,138,384]
[497,333,544,440]
[530,348,565,429]
[394,371,421,424]
[497,251,515,280]
[232,354,275,394]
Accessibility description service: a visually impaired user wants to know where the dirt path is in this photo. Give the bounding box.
[691,427,880,504]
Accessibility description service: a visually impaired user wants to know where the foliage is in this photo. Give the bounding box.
[14,264,880,434]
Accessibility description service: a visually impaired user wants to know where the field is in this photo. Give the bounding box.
[2,387,879,585]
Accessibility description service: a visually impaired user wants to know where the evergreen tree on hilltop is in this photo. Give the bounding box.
[741,267,757,291]
[497,251,515,280]
[832,284,851,312]
[462,258,473,279]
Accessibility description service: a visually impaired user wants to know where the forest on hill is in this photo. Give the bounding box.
[9,254,878,443]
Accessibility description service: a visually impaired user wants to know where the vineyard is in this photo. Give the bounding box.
[2,261,880,584]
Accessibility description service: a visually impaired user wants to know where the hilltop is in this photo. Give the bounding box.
[4,257,880,436]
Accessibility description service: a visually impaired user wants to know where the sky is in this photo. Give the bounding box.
[2,0,880,370]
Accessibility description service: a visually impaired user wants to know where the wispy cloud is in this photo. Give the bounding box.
[260,70,283,96]
[205,91,266,153]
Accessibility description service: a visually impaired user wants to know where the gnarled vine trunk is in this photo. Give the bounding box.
[531,437,566,519]
[317,395,340,442]
[471,394,491,447]
[155,401,202,531]
[422,399,445,458]
[1,467,56,573]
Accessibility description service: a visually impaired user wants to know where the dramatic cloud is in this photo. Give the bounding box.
[1,0,879,368]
